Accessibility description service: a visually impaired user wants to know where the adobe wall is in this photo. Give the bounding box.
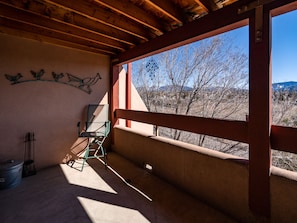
[0,33,110,169]
[112,126,249,221]
[270,167,297,222]
[112,126,297,222]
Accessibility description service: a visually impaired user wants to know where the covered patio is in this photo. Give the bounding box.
[1,0,297,222]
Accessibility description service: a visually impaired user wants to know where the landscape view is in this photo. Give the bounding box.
[132,35,297,172]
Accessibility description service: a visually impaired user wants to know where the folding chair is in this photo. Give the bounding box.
[77,104,110,171]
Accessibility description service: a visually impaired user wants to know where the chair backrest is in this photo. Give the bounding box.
[85,104,110,136]
[86,104,109,123]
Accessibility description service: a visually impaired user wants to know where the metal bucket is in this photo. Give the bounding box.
[0,160,23,189]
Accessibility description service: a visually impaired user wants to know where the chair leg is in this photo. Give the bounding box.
[81,146,90,171]
[102,146,107,168]
[80,137,108,171]
[96,144,107,168]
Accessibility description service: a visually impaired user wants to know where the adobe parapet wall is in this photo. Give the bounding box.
[112,126,297,222]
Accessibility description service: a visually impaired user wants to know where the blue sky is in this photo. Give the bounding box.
[132,9,297,84]
[227,10,297,83]
[272,10,297,83]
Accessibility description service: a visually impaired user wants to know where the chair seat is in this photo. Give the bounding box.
[79,132,105,138]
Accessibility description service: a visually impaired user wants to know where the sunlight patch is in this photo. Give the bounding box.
[60,164,117,194]
[77,196,150,223]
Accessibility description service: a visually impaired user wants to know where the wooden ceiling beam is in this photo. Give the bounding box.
[143,0,187,25]
[113,0,251,65]
[113,0,296,65]
[93,0,166,36]
[2,0,139,46]
[70,13,136,47]
[0,2,126,51]
[197,0,220,11]
[0,18,115,55]
[268,0,297,16]
[43,0,154,40]
[193,0,210,12]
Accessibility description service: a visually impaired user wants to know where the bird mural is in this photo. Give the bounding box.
[52,72,64,82]
[5,73,23,84]
[31,69,45,80]
[4,69,102,94]
[66,73,102,93]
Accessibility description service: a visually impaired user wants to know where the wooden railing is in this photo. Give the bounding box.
[115,109,297,154]
[271,125,297,154]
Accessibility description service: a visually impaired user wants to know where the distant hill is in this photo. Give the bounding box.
[272,81,297,91]
[159,85,193,92]
[138,82,297,93]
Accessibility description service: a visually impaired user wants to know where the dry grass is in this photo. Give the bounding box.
[149,91,297,172]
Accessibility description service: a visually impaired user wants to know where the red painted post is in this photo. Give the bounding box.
[248,8,272,218]
[111,65,121,144]
[126,63,132,127]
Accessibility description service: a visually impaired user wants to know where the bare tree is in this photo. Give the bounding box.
[272,89,297,126]
[133,35,297,172]
[133,35,249,151]
[272,89,297,171]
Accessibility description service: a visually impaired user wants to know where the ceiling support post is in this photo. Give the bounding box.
[126,63,132,128]
[248,7,272,219]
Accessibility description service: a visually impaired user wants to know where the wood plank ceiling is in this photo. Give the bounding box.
[0,0,237,57]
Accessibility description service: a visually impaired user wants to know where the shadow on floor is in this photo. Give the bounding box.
[0,152,236,223]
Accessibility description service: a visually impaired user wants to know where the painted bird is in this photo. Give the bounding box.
[5,73,23,84]
[31,69,45,80]
[67,73,102,93]
[52,72,64,81]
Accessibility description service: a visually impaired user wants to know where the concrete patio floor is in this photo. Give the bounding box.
[0,152,237,223]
